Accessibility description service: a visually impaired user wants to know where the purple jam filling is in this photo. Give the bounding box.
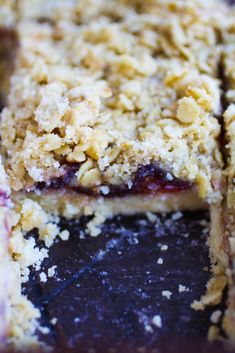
[35,163,192,197]
[0,191,10,207]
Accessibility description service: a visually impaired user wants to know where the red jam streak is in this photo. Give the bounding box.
[35,163,192,197]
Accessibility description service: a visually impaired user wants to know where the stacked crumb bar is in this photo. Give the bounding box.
[0,0,235,350]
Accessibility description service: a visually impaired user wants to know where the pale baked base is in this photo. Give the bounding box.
[13,188,207,219]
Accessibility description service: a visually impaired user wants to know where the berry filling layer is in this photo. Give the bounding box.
[34,163,192,197]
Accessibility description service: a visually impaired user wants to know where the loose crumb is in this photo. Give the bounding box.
[48,265,57,278]
[59,229,70,241]
[146,212,158,223]
[178,284,189,293]
[171,212,183,221]
[152,315,162,328]
[210,310,222,324]
[162,290,172,300]
[157,258,163,265]
[39,326,50,335]
[50,318,58,325]
[39,272,47,283]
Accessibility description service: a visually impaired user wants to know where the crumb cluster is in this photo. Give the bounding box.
[0,0,228,202]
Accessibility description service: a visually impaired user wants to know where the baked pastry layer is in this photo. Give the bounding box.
[13,188,206,236]
[0,0,226,204]
[0,0,235,350]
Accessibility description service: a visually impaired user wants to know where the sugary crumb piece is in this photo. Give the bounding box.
[152,315,162,328]
[50,318,58,325]
[39,272,47,283]
[178,284,189,293]
[146,212,158,223]
[39,326,50,335]
[59,229,70,241]
[162,290,172,300]
[210,310,222,324]
[48,265,57,278]
[171,212,183,221]
[160,245,168,251]
[100,186,110,195]
[157,258,163,265]
[145,324,153,333]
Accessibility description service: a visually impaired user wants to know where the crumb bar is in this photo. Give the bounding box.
[221,14,235,342]
[0,0,234,350]
[1,1,224,202]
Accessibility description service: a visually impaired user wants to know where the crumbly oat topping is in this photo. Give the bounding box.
[0,0,16,27]
[0,0,227,202]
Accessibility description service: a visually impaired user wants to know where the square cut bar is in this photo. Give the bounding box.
[0,0,232,349]
[1,0,225,210]
[221,12,235,343]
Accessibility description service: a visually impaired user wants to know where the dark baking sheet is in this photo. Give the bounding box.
[24,211,228,353]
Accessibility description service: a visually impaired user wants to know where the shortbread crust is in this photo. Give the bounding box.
[1,0,235,350]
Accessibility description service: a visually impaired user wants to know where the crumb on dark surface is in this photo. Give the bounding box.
[24,211,227,353]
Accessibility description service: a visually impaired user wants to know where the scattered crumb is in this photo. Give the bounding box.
[39,272,47,283]
[199,220,209,227]
[145,324,153,333]
[202,227,209,234]
[39,326,50,335]
[208,325,220,342]
[178,284,189,293]
[48,265,57,278]
[160,245,168,251]
[100,186,110,195]
[59,229,70,241]
[191,300,204,311]
[171,212,183,221]
[50,318,58,325]
[127,180,133,189]
[166,172,174,181]
[157,258,163,265]
[210,310,222,324]
[146,212,158,223]
[152,315,162,328]
[183,233,189,238]
[162,290,172,300]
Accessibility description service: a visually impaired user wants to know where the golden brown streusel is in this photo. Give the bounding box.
[0,0,228,202]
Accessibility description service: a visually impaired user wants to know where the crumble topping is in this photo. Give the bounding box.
[0,0,227,202]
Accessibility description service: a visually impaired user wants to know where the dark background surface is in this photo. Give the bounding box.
[24,212,228,353]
